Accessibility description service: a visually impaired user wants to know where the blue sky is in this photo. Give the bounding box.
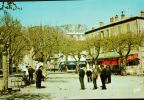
[0,0,144,29]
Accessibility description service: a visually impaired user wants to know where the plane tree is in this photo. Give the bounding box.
[103,32,144,75]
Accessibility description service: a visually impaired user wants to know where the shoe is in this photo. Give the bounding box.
[81,88,86,90]
[102,88,107,90]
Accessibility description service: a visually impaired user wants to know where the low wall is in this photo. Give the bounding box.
[126,65,139,75]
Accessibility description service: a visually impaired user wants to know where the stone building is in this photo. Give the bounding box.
[85,11,144,75]
[85,11,144,39]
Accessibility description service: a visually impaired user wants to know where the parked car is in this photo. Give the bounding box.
[67,61,77,70]
[59,62,67,71]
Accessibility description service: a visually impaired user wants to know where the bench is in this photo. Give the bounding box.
[11,74,25,88]
[11,78,24,88]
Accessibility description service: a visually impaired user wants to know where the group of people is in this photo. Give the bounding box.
[78,64,111,90]
[23,65,44,88]
[23,63,111,90]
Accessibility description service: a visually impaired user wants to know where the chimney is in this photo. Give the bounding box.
[110,17,114,24]
[92,27,95,30]
[99,21,104,27]
[115,15,119,22]
[141,10,144,17]
[121,11,125,20]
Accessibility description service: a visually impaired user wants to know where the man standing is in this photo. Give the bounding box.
[86,62,92,82]
[106,65,111,84]
[28,66,35,83]
[25,66,29,78]
[100,65,107,90]
[92,66,98,89]
[23,66,30,86]
[36,65,44,88]
[86,70,92,82]
[79,67,85,90]
[23,71,30,86]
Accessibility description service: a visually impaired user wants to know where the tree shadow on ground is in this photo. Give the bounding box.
[0,93,53,100]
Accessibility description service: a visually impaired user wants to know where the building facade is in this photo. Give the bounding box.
[85,11,144,75]
[86,11,144,38]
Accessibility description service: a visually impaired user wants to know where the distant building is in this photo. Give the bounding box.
[60,24,88,40]
[66,32,85,40]
[85,11,144,75]
[59,24,88,70]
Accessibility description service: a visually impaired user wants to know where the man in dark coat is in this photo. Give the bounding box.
[28,66,35,83]
[106,65,111,84]
[36,65,44,88]
[79,67,85,90]
[86,70,92,82]
[100,65,107,90]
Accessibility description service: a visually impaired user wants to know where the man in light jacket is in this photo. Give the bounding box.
[92,66,98,89]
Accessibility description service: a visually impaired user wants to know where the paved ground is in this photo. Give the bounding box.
[0,72,144,99]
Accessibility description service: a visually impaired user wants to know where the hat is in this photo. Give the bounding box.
[39,65,43,68]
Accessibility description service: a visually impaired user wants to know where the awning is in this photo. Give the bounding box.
[102,60,111,65]
[98,50,138,60]
[102,60,119,65]
[111,60,119,65]
[67,61,77,65]
[101,54,139,65]
[126,54,139,62]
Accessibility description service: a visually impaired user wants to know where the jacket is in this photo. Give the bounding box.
[92,68,98,78]
[79,68,85,77]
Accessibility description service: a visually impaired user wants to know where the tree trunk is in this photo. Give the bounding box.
[118,58,121,75]
[76,54,81,73]
[94,44,100,66]
[14,57,19,73]
[121,58,127,76]
[65,55,68,72]
[95,59,97,66]
[43,55,47,78]
[16,63,18,73]
[9,57,12,74]
[118,50,127,76]
[121,44,131,76]
[2,52,8,91]
[30,48,34,69]
[94,54,99,66]
[8,36,12,75]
